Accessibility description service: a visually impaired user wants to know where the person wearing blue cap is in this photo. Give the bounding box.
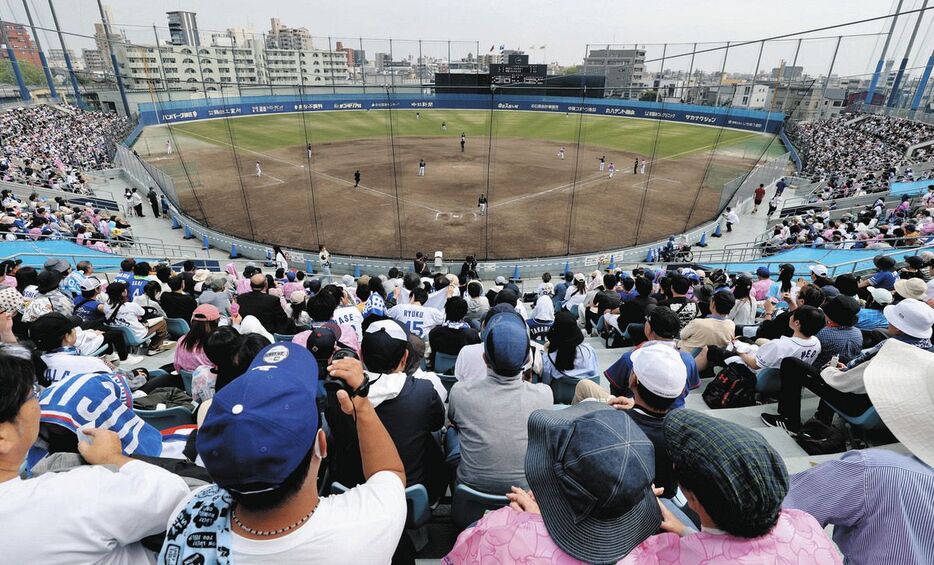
[447,311,553,495]
[160,342,407,564]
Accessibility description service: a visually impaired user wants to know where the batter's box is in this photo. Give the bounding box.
[434,211,479,223]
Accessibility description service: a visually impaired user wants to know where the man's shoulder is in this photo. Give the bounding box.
[843,449,933,475]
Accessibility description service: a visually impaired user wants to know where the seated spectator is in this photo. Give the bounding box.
[606,276,657,337]
[677,291,736,350]
[132,280,167,319]
[463,280,489,329]
[126,262,154,300]
[174,304,220,373]
[729,275,756,326]
[526,295,555,342]
[103,282,173,356]
[857,286,893,330]
[61,260,92,298]
[445,403,661,563]
[894,277,928,302]
[237,273,288,334]
[387,286,444,339]
[161,275,199,322]
[583,273,622,334]
[562,273,587,315]
[0,344,190,564]
[160,343,407,562]
[665,274,699,329]
[191,328,269,406]
[601,306,700,408]
[756,284,825,340]
[330,285,364,341]
[14,266,38,300]
[752,266,773,300]
[448,311,553,493]
[899,255,929,281]
[281,290,311,334]
[575,343,688,498]
[696,305,825,375]
[428,296,480,367]
[763,298,934,433]
[624,410,840,563]
[540,310,597,385]
[813,295,863,367]
[28,312,112,383]
[328,320,447,504]
[22,270,73,322]
[72,276,107,328]
[784,339,934,564]
[859,254,897,291]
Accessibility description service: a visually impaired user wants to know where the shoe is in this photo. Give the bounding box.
[103,352,120,363]
[122,354,144,366]
[760,413,799,435]
[157,340,177,351]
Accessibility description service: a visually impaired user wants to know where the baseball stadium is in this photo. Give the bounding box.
[3,0,934,563]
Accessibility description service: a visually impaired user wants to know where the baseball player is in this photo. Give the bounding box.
[416,112,421,120]
[354,170,361,188]
[478,194,488,216]
[307,144,313,159]
[640,159,647,174]
[598,155,605,171]
[633,159,639,174]
[607,162,616,178]
[460,133,466,152]
[558,147,566,160]
[165,140,172,155]
[418,159,426,177]
[441,121,447,132]
[255,161,262,177]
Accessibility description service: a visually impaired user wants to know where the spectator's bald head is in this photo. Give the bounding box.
[250,273,267,291]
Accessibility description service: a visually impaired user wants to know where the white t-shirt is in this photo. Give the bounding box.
[41,352,111,383]
[564,287,586,308]
[387,304,444,339]
[176,471,405,564]
[0,461,189,565]
[103,302,149,340]
[755,335,821,369]
[333,306,364,341]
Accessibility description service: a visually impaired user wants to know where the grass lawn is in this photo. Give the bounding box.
[153,109,783,161]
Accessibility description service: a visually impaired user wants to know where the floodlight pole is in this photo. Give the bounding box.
[866,0,903,106]
[0,8,31,101]
[887,0,928,108]
[47,0,82,107]
[96,0,130,116]
[21,0,58,99]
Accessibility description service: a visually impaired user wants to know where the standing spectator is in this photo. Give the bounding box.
[130,188,144,217]
[753,183,766,213]
[723,206,739,232]
[147,188,160,218]
[160,343,407,563]
[448,312,553,493]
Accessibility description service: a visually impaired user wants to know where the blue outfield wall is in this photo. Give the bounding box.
[137,93,786,134]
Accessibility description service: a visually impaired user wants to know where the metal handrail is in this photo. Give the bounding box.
[6,232,208,260]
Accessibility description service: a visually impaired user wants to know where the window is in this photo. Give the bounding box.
[182,58,195,64]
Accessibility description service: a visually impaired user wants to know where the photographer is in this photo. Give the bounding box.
[160,342,406,563]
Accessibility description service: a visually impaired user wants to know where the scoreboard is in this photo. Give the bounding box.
[489,63,547,86]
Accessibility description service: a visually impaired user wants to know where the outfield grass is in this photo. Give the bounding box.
[159,109,784,161]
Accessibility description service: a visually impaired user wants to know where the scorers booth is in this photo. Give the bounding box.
[434,53,604,98]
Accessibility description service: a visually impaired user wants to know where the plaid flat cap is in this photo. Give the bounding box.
[663,409,788,534]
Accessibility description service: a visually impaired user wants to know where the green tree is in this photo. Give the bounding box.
[638,89,659,101]
[562,65,579,75]
[0,59,46,87]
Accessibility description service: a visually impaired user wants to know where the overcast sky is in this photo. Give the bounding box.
[5,0,934,78]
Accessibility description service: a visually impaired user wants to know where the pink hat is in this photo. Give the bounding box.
[192,304,220,322]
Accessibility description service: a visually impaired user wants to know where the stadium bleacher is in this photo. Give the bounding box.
[2,103,933,565]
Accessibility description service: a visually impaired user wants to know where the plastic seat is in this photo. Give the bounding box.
[91,344,109,357]
[755,367,782,395]
[331,482,432,529]
[825,403,886,431]
[452,484,510,530]
[549,374,600,405]
[433,352,458,375]
[179,370,194,395]
[274,333,295,342]
[439,375,458,393]
[165,318,190,338]
[105,324,155,349]
[135,406,195,431]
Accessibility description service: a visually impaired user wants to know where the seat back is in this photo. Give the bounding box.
[274,333,295,342]
[439,375,458,393]
[453,484,509,530]
[549,374,599,405]
[179,370,194,395]
[433,352,458,375]
[331,482,431,529]
[135,406,195,431]
[829,404,887,431]
[105,324,148,347]
[165,318,190,338]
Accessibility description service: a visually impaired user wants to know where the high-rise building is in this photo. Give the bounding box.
[0,21,42,68]
[167,11,200,47]
[48,48,84,71]
[82,49,107,74]
[581,48,647,98]
[93,5,125,67]
[334,41,364,67]
[266,18,312,51]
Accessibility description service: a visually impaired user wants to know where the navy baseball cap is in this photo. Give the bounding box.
[483,311,530,376]
[197,342,319,493]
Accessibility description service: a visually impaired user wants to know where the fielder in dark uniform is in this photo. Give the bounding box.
[354,170,361,187]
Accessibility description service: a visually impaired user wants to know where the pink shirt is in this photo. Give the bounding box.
[444,507,840,565]
[173,335,214,373]
[752,279,773,301]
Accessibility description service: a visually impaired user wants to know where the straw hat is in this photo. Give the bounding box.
[864,339,934,467]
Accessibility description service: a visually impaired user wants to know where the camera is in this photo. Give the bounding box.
[323,348,368,397]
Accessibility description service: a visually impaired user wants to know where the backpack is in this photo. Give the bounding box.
[795,417,847,455]
[702,363,757,409]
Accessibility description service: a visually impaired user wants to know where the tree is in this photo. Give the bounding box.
[562,65,579,76]
[0,59,46,87]
[638,89,659,102]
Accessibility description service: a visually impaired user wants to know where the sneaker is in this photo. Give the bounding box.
[122,354,144,366]
[760,413,799,435]
[103,352,120,363]
[157,340,177,351]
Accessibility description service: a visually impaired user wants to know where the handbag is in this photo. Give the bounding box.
[795,417,847,455]
[702,363,758,409]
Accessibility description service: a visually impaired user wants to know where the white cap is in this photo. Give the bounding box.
[867,286,894,305]
[365,319,408,342]
[808,264,828,277]
[630,344,687,399]
[883,298,934,339]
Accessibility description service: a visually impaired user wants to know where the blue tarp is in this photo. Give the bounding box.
[890,179,933,197]
[701,246,928,277]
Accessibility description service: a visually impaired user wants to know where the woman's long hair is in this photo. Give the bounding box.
[105,282,128,308]
[181,318,219,353]
[778,263,795,293]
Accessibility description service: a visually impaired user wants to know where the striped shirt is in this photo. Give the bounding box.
[784,449,934,565]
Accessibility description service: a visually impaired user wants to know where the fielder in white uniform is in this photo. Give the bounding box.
[165,140,172,155]
[598,156,605,171]
[640,159,646,174]
[607,162,616,178]
[558,147,566,160]
[255,161,262,177]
